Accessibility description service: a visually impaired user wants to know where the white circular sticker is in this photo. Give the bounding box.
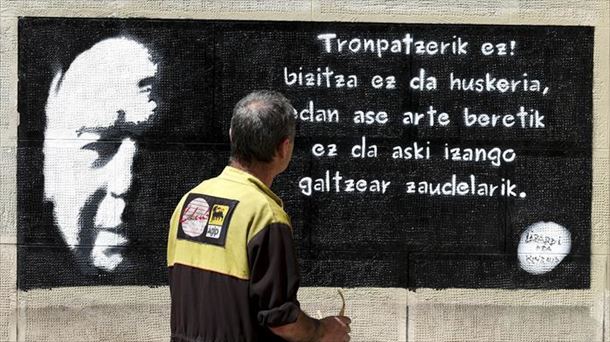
[181,197,210,237]
[517,221,571,275]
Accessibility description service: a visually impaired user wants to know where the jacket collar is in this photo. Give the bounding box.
[220,166,283,207]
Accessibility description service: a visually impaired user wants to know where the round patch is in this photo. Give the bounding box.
[180,197,210,237]
[517,221,571,275]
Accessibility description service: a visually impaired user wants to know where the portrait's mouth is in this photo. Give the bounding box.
[90,228,128,271]
[95,227,128,247]
[97,222,126,232]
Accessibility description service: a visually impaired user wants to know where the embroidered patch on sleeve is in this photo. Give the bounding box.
[177,193,238,247]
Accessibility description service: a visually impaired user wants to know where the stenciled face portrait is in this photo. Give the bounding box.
[42,37,158,273]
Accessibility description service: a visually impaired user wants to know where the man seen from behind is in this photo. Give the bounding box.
[167,90,351,341]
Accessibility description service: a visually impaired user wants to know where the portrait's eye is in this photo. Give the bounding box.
[81,141,120,168]
[138,77,154,94]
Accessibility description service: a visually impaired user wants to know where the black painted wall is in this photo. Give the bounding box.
[17,18,593,290]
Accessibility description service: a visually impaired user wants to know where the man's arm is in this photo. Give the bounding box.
[269,310,351,342]
[248,223,351,341]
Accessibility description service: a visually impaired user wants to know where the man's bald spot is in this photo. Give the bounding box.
[244,99,274,112]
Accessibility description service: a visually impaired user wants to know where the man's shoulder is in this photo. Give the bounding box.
[191,174,253,198]
[185,173,290,223]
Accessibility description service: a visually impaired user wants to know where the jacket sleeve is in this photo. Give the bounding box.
[247,223,301,327]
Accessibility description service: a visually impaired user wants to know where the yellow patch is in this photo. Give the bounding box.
[208,204,230,226]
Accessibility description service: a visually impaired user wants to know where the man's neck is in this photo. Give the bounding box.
[229,158,276,188]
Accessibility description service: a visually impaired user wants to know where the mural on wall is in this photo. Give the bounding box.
[18,18,593,290]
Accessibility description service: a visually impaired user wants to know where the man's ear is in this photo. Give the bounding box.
[276,137,291,159]
[229,128,233,143]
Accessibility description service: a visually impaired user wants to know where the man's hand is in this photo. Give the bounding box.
[319,316,351,342]
[269,311,351,342]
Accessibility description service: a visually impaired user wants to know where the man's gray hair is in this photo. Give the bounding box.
[230,90,296,163]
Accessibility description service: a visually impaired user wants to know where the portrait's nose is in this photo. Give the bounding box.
[107,138,137,197]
